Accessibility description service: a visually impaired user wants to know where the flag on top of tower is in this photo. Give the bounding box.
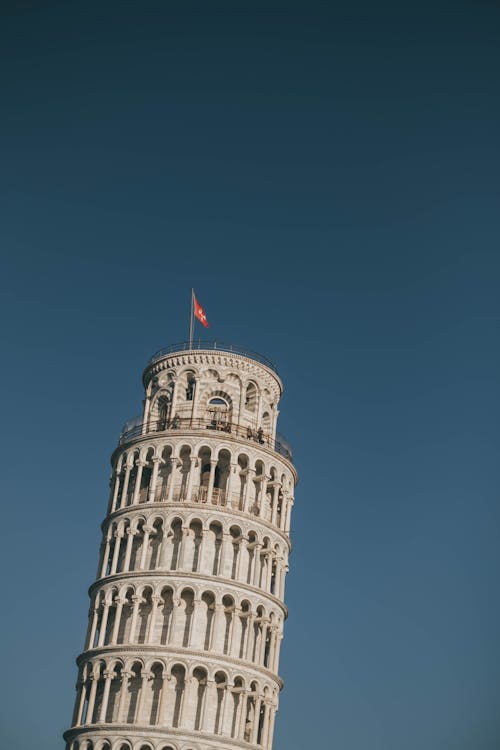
[193,292,209,328]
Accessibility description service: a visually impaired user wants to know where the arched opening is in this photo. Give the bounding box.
[147,663,163,725]
[213,449,230,505]
[159,586,174,645]
[148,518,164,570]
[193,667,208,730]
[214,671,227,734]
[169,518,183,570]
[138,448,154,503]
[230,526,241,580]
[239,601,251,658]
[222,595,235,655]
[202,591,216,650]
[178,445,192,501]
[206,391,232,431]
[125,662,142,723]
[196,446,212,503]
[129,519,145,571]
[171,664,186,728]
[186,371,196,401]
[208,521,223,575]
[245,382,257,412]
[137,587,153,644]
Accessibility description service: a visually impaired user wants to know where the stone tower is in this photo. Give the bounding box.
[64,341,297,750]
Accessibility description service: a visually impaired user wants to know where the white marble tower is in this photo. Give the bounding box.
[64,341,297,750]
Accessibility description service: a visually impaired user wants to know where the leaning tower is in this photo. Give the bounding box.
[63,341,297,750]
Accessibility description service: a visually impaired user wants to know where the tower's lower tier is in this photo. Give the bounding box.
[64,655,278,750]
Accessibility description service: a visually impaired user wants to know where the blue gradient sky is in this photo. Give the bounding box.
[1,2,500,748]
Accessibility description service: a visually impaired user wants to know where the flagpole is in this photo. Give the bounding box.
[189,289,194,349]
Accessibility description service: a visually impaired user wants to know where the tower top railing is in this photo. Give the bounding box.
[118,416,293,461]
[148,340,279,375]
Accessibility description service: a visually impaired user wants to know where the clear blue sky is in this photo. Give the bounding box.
[1,2,499,748]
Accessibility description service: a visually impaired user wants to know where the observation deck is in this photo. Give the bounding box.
[118,416,293,461]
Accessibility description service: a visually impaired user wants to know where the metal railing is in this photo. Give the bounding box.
[147,340,279,375]
[118,416,292,461]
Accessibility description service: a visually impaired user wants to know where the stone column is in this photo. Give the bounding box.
[135,671,151,724]
[177,527,190,571]
[167,457,177,503]
[110,598,125,644]
[181,676,196,730]
[218,532,232,579]
[253,543,263,587]
[110,531,123,575]
[110,470,122,513]
[280,565,288,600]
[266,553,274,592]
[147,595,162,644]
[128,595,142,643]
[85,673,99,725]
[261,702,272,748]
[220,681,231,735]
[184,456,197,502]
[99,536,111,578]
[284,497,294,533]
[168,597,182,645]
[234,536,243,580]
[271,483,281,526]
[115,671,130,723]
[97,603,110,647]
[74,678,86,726]
[258,475,268,518]
[267,706,277,749]
[245,468,256,513]
[157,674,171,726]
[85,605,97,650]
[201,679,216,732]
[120,463,132,509]
[273,632,283,673]
[206,459,218,505]
[138,526,152,570]
[259,620,269,665]
[131,461,145,504]
[122,528,135,572]
[238,691,248,740]
[189,598,202,649]
[225,463,237,508]
[245,614,255,661]
[210,602,226,652]
[148,457,162,502]
[98,669,114,723]
[251,696,262,745]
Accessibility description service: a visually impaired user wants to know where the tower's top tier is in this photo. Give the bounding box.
[135,341,288,454]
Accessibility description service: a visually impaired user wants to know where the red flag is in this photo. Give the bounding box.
[193,293,209,328]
